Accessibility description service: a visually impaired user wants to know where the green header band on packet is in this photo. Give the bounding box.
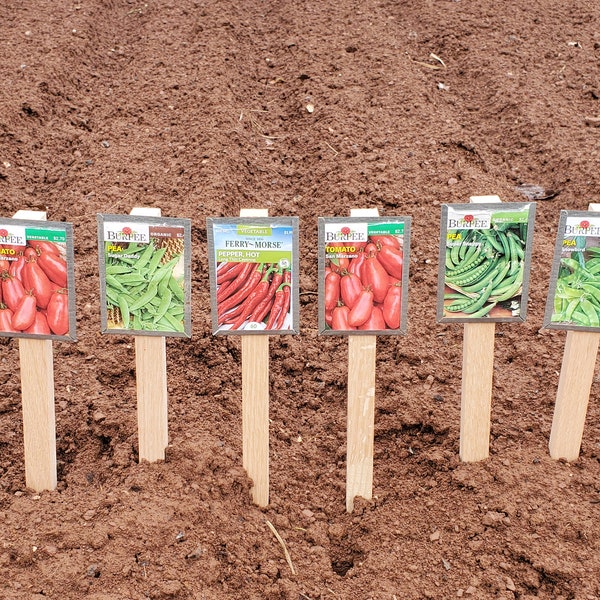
[491,211,530,224]
[26,228,67,243]
[367,223,405,236]
[236,225,272,237]
[216,249,292,263]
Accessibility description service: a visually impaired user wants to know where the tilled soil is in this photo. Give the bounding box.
[1,1,600,598]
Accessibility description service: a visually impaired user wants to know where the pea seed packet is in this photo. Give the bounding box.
[0,219,76,340]
[98,214,191,337]
[436,203,536,323]
[544,210,600,331]
[206,217,299,335]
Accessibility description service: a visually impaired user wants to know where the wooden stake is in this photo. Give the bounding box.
[240,208,270,507]
[12,210,57,491]
[549,202,600,461]
[460,322,495,461]
[346,208,379,512]
[130,207,169,462]
[549,331,599,460]
[459,195,501,462]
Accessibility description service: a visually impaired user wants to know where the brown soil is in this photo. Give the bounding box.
[2,1,600,598]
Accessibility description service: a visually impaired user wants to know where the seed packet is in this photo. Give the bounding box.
[207,217,299,335]
[544,210,600,331]
[437,203,536,323]
[317,217,411,335]
[98,214,191,337]
[0,220,76,340]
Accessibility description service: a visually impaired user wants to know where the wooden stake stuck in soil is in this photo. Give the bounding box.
[549,202,600,461]
[13,210,57,492]
[460,321,495,462]
[459,195,501,463]
[130,207,169,462]
[346,208,379,512]
[240,208,270,507]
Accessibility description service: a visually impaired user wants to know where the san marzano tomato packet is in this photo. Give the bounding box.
[317,217,411,335]
[0,219,76,340]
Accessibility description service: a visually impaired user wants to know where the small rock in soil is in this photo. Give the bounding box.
[185,545,203,559]
[482,511,506,527]
[93,410,106,423]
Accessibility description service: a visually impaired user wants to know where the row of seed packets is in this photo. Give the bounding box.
[0,206,598,340]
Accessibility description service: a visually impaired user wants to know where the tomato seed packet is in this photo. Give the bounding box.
[544,210,600,331]
[317,217,411,335]
[437,203,536,323]
[0,219,76,340]
[206,217,300,335]
[97,214,192,337]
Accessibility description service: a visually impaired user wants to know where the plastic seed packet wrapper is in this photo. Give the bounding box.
[98,214,191,337]
[437,203,536,323]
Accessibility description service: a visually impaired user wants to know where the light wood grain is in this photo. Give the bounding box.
[240,208,270,506]
[242,335,270,506]
[459,322,496,462]
[346,335,377,511]
[19,338,57,491]
[14,210,57,491]
[549,331,599,460]
[346,207,378,512]
[549,203,600,461]
[135,336,169,460]
[12,210,48,220]
[130,207,169,462]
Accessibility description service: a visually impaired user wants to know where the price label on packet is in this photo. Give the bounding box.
[0,220,76,340]
[97,214,192,337]
[206,217,300,335]
[317,217,411,335]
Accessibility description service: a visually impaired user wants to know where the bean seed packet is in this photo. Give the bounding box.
[0,219,76,340]
[317,217,411,335]
[206,217,299,335]
[98,214,191,337]
[436,203,536,323]
[544,210,600,331]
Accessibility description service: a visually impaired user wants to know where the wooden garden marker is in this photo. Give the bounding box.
[240,208,270,507]
[346,207,378,512]
[13,209,57,491]
[130,207,169,462]
[459,195,502,462]
[549,202,600,461]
